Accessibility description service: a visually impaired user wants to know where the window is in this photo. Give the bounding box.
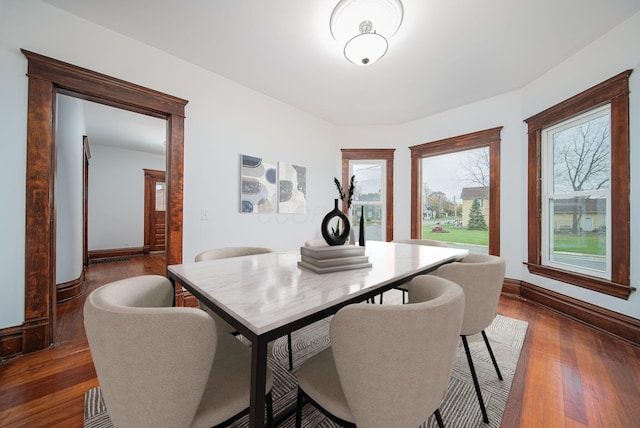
[155,182,166,211]
[341,149,394,242]
[524,70,631,299]
[410,128,502,256]
[541,106,610,279]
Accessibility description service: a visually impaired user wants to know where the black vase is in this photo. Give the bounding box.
[358,205,365,246]
[321,199,351,246]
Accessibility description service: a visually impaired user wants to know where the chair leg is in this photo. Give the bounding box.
[461,335,489,424]
[295,388,304,428]
[434,408,445,428]
[266,391,274,428]
[481,330,503,380]
[288,333,294,371]
[379,293,383,304]
[401,289,406,304]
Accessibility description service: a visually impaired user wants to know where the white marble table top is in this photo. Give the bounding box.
[168,241,468,336]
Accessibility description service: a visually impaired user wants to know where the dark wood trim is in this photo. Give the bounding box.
[21,317,50,355]
[24,71,56,352]
[526,128,541,267]
[409,127,502,255]
[519,280,640,346]
[502,277,521,296]
[0,326,23,359]
[87,247,145,260]
[23,50,186,118]
[165,114,184,266]
[524,70,633,130]
[524,262,632,299]
[56,270,85,303]
[20,49,187,354]
[340,149,395,242]
[524,70,632,298]
[610,84,631,286]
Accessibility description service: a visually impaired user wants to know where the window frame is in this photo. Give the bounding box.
[341,149,395,242]
[524,70,632,299]
[409,127,502,256]
[540,105,612,280]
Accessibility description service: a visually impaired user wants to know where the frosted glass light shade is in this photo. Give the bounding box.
[343,32,388,66]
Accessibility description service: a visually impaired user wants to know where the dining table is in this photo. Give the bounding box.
[167,240,468,427]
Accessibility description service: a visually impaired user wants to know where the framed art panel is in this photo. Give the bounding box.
[278,162,307,214]
[240,154,277,213]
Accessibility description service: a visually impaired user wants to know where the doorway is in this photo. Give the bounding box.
[21,49,187,354]
[144,169,167,253]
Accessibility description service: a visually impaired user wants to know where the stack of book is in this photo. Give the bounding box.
[298,244,371,273]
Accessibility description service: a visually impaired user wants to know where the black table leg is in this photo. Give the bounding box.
[249,335,269,427]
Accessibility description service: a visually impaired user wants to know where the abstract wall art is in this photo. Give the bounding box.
[240,154,278,213]
[278,162,307,214]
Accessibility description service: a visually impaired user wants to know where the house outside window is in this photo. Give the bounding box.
[410,128,501,256]
[524,70,631,299]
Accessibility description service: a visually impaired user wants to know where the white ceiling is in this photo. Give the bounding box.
[79,98,167,155]
[45,0,640,150]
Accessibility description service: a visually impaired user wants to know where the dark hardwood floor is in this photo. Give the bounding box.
[1,254,639,427]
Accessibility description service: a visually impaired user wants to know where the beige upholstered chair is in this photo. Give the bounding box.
[84,275,274,428]
[194,246,274,335]
[194,247,295,370]
[432,253,506,424]
[386,239,450,304]
[194,246,274,262]
[295,275,465,428]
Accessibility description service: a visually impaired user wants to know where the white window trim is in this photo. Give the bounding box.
[540,105,611,279]
[349,159,387,242]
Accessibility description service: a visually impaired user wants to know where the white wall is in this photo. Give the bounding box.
[0,0,637,330]
[518,13,640,318]
[0,44,26,327]
[88,145,164,251]
[55,95,85,284]
[0,0,340,329]
[338,13,640,319]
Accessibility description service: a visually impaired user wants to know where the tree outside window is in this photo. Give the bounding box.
[542,106,610,278]
[410,127,501,256]
[524,70,631,299]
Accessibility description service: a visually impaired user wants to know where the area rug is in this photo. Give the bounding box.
[84,292,528,428]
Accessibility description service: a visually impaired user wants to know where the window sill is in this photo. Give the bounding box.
[524,262,632,299]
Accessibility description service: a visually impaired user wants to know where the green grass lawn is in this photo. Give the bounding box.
[552,232,605,255]
[422,224,604,255]
[422,224,488,246]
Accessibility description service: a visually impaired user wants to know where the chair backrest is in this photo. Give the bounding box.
[330,275,464,428]
[392,238,449,247]
[84,275,217,428]
[194,246,273,262]
[433,253,506,336]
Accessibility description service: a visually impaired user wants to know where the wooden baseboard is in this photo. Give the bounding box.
[88,247,144,260]
[519,280,640,346]
[22,317,50,355]
[0,317,52,360]
[502,277,521,295]
[56,270,85,303]
[0,325,23,359]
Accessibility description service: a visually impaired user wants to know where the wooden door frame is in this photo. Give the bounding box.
[83,136,91,267]
[143,169,166,254]
[21,49,187,354]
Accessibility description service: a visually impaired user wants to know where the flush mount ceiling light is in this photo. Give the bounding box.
[330,0,404,66]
